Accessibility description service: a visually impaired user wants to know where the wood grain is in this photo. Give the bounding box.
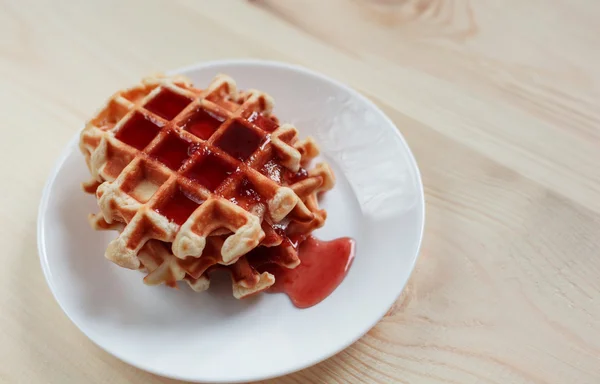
[1,0,599,383]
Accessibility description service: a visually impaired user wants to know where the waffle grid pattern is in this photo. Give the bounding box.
[80,74,334,298]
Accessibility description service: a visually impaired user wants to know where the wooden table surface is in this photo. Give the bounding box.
[2,0,600,383]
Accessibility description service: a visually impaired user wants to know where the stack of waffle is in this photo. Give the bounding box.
[79,74,334,298]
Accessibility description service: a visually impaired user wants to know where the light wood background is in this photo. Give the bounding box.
[2,0,600,383]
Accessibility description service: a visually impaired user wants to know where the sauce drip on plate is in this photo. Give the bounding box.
[259,236,355,308]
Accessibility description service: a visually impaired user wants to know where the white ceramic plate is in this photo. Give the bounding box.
[38,60,424,383]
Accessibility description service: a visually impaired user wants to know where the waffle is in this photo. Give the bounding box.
[80,74,335,298]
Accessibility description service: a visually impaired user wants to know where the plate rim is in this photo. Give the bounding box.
[37,59,426,383]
